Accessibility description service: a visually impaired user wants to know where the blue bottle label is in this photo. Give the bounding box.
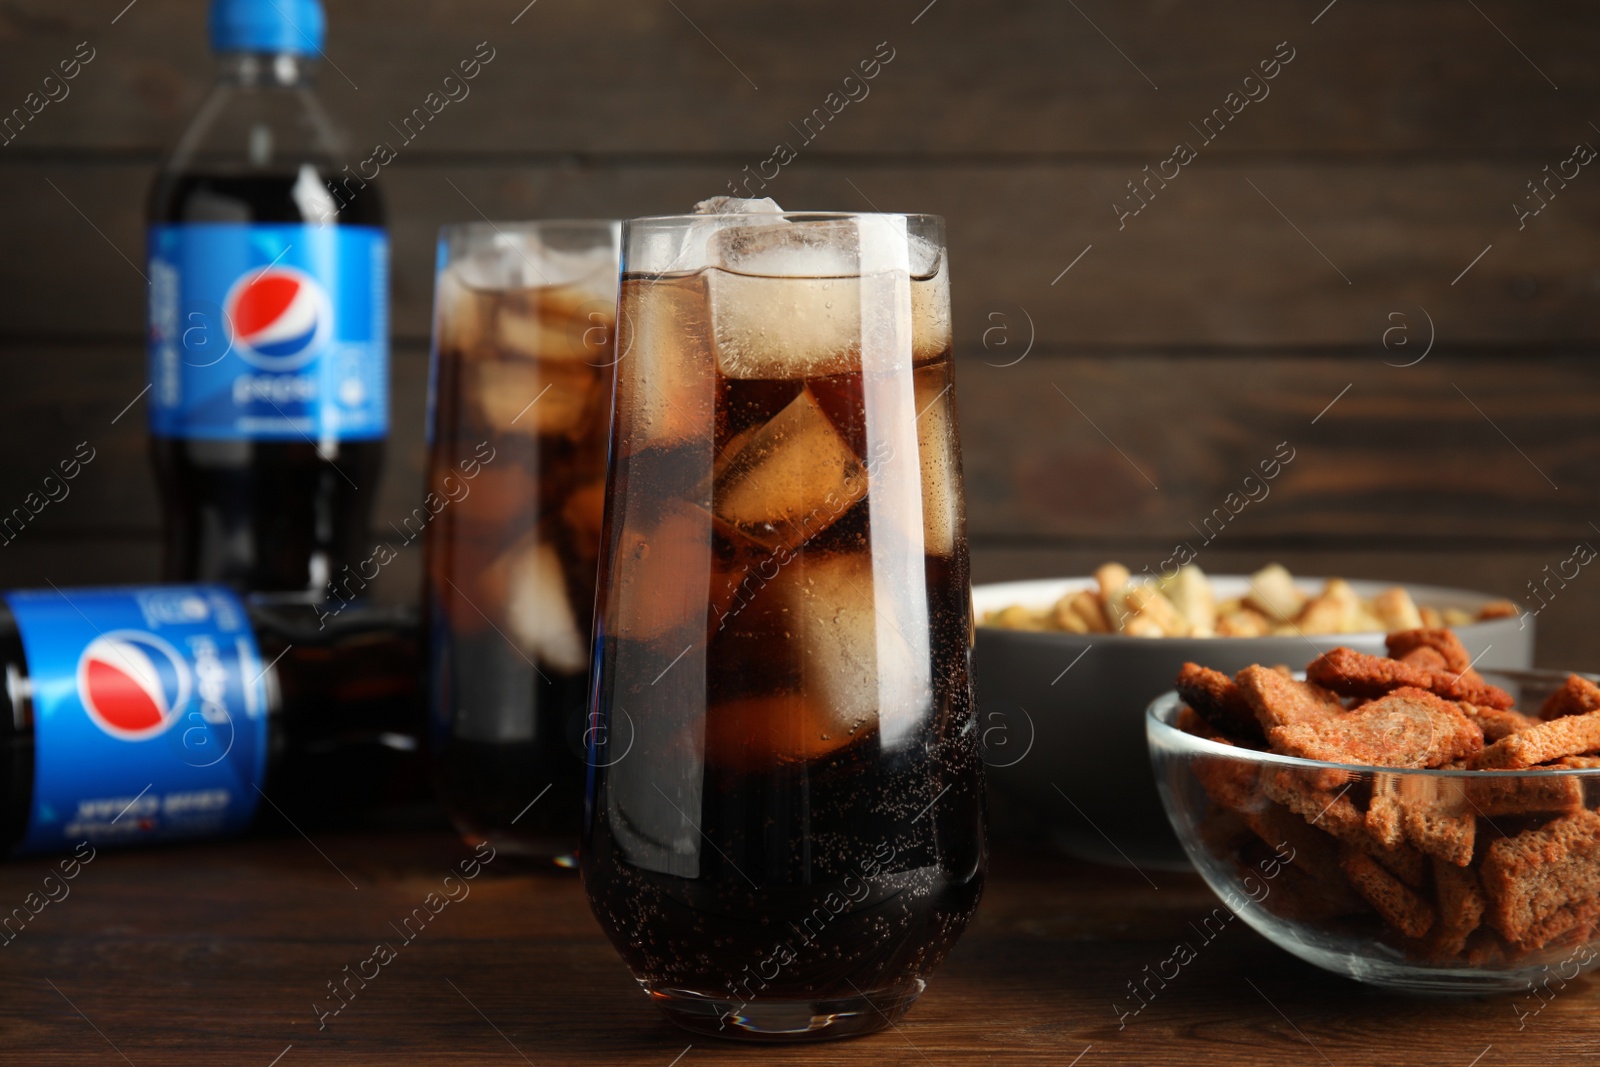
[5,586,270,855]
[148,223,389,440]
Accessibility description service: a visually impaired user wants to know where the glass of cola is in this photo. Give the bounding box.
[581,210,985,1040]
[424,220,620,864]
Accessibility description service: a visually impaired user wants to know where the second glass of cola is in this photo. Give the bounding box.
[424,220,620,862]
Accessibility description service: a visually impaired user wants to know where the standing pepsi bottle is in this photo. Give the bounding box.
[147,0,387,594]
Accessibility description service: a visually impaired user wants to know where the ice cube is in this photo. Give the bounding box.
[494,539,589,674]
[859,213,913,275]
[435,267,498,359]
[702,550,932,770]
[529,245,617,291]
[703,692,854,772]
[615,275,716,451]
[496,281,616,364]
[473,359,599,439]
[454,230,612,291]
[788,551,931,751]
[711,218,859,278]
[496,300,569,361]
[560,480,608,554]
[908,233,941,278]
[693,196,784,215]
[432,533,508,637]
[912,361,960,557]
[708,217,913,379]
[910,257,951,364]
[627,198,787,278]
[713,388,867,551]
[450,461,534,528]
[709,214,909,275]
[709,273,864,379]
[608,501,714,643]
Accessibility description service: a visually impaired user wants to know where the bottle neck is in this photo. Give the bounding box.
[215,51,316,89]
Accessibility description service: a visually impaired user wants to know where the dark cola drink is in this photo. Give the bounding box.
[583,210,984,1041]
[147,0,387,593]
[423,222,620,862]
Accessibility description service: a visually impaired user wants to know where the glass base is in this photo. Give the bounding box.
[460,830,577,871]
[648,980,925,1042]
[1281,938,1590,994]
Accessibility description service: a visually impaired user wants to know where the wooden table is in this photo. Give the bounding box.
[3,826,1595,1066]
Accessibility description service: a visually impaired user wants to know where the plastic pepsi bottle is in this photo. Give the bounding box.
[0,585,420,857]
[147,0,387,594]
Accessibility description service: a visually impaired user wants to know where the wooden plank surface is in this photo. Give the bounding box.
[952,352,1600,543]
[0,533,1593,675]
[0,342,1594,672]
[1,342,1592,546]
[9,161,1600,348]
[0,829,1595,1065]
[0,0,1595,156]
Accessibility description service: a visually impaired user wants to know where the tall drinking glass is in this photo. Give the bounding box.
[424,220,620,862]
[582,212,984,1040]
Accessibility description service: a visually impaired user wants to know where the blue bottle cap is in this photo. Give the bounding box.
[210,0,325,55]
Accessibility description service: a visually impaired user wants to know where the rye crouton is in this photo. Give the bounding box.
[1480,811,1600,948]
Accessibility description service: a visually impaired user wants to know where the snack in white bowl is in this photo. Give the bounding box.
[981,562,1519,638]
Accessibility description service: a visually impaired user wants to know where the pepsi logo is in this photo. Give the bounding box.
[76,631,192,741]
[224,265,332,370]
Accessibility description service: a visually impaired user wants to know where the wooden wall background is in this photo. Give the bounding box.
[0,0,1597,665]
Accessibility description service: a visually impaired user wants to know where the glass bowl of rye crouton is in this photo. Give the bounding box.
[973,565,1532,870]
[1149,631,1600,992]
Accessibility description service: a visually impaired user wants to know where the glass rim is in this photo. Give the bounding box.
[1147,686,1600,779]
[974,614,1525,641]
[624,211,944,227]
[437,218,622,239]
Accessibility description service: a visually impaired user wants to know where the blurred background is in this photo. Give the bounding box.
[0,0,1595,664]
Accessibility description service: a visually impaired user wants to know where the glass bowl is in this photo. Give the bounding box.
[1147,670,1600,993]
[974,576,1532,870]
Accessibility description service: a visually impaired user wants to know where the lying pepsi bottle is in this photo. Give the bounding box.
[0,585,420,857]
[147,0,387,593]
